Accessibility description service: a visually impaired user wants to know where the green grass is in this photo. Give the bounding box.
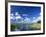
[11,24,21,31]
[28,23,41,30]
[11,23,41,31]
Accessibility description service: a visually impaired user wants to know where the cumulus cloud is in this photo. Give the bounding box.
[10,13,15,20]
[10,12,22,20]
[33,17,36,19]
[32,12,41,23]
[32,16,41,23]
[10,12,31,23]
[15,15,21,19]
[15,12,19,15]
[24,17,31,23]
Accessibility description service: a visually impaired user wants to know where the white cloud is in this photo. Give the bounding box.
[10,13,15,20]
[24,17,31,23]
[14,12,22,19]
[33,17,36,19]
[10,16,13,19]
[10,12,22,20]
[10,16,16,20]
[15,12,19,15]
[32,16,41,23]
[15,15,21,19]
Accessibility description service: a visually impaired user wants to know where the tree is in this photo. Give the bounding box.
[37,20,41,23]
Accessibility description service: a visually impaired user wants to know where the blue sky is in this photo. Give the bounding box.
[10,5,41,23]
